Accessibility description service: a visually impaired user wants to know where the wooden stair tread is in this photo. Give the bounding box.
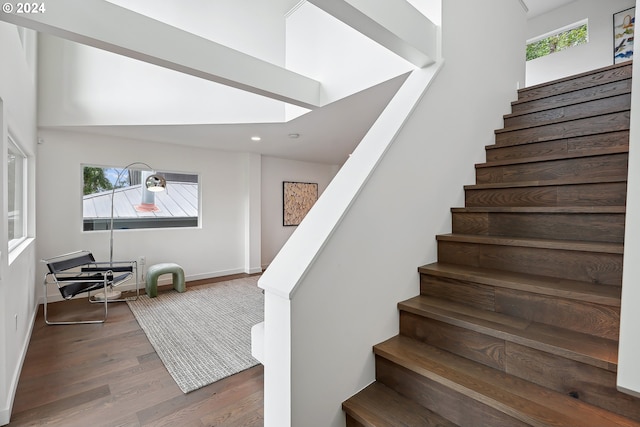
[399,295,618,371]
[495,106,630,135]
[506,81,632,118]
[502,93,631,131]
[451,206,626,214]
[419,262,621,307]
[342,382,457,427]
[485,130,629,151]
[475,146,628,169]
[464,175,626,190]
[375,336,638,427]
[436,233,624,254]
[514,62,632,104]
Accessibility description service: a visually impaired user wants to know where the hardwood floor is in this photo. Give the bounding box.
[8,275,264,427]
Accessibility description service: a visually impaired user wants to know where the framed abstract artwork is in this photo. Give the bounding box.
[283,181,318,226]
[614,7,635,64]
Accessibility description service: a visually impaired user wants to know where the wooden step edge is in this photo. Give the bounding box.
[436,233,624,254]
[495,107,630,135]
[375,336,637,427]
[450,206,626,214]
[399,296,619,371]
[506,83,632,118]
[475,147,628,169]
[464,175,627,190]
[485,130,630,151]
[513,62,633,103]
[418,262,622,307]
[342,382,458,427]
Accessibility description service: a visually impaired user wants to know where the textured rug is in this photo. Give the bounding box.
[127,276,264,393]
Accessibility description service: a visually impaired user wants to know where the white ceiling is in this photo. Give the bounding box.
[44,73,409,165]
[523,0,577,18]
[41,1,575,166]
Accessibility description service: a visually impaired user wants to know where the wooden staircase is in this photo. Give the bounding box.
[343,62,640,426]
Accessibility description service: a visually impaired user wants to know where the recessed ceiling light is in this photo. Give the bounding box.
[288,133,300,139]
[251,136,261,141]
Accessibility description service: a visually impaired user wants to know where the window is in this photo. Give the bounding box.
[526,21,588,61]
[82,165,199,231]
[8,135,27,249]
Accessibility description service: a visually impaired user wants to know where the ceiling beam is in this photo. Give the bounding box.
[0,0,322,109]
[307,0,437,68]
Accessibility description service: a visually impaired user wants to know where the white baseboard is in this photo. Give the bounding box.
[1,301,38,426]
[39,268,261,304]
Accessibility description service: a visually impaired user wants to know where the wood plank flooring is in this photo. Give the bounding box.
[8,275,264,427]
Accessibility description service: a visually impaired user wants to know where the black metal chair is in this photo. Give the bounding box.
[42,250,136,325]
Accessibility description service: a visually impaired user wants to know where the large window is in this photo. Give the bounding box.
[527,21,588,61]
[82,165,199,231]
[8,135,27,249]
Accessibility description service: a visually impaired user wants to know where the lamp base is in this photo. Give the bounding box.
[93,289,122,301]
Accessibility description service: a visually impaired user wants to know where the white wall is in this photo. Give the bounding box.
[259,1,526,426]
[0,22,38,426]
[618,0,640,398]
[35,130,259,296]
[526,0,635,86]
[286,1,415,106]
[37,0,301,127]
[261,156,338,268]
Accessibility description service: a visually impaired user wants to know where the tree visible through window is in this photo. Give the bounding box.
[82,165,200,231]
[527,23,588,61]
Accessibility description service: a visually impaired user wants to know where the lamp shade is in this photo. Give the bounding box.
[145,174,167,192]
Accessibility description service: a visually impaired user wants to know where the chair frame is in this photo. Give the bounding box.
[42,250,138,325]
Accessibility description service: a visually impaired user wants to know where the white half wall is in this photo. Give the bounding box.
[258,0,526,426]
[526,0,635,86]
[261,156,339,269]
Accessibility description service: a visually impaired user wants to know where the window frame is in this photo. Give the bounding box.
[526,19,589,61]
[7,133,28,252]
[81,164,201,232]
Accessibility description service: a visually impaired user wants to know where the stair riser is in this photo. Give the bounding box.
[476,153,628,185]
[400,313,506,370]
[419,274,620,340]
[495,111,630,146]
[511,78,632,116]
[437,241,623,285]
[465,181,627,207]
[506,343,640,422]
[345,415,363,427]
[495,287,619,340]
[516,64,632,104]
[452,211,625,243]
[505,93,630,128]
[375,356,530,427]
[420,274,495,311]
[486,131,629,163]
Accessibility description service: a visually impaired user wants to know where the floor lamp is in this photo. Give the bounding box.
[95,162,167,301]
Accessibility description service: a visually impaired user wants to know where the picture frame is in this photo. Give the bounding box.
[614,7,635,64]
[283,181,318,226]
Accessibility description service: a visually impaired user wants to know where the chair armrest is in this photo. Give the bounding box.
[82,266,133,273]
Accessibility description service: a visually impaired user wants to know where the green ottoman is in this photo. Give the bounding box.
[146,263,186,298]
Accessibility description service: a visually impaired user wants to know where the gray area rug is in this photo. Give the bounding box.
[127,276,264,393]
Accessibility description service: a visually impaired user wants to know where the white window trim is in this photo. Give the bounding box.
[8,133,28,253]
[527,19,589,45]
